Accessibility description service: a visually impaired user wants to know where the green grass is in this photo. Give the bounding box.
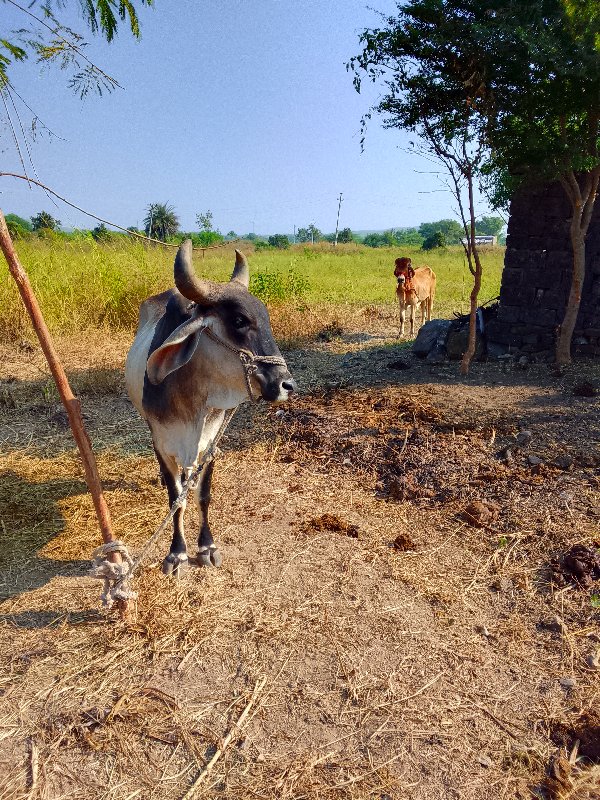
[0,238,504,342]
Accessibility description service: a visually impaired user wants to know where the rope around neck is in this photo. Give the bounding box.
[89,407,237,609]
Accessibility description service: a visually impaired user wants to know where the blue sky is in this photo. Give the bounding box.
[2,0,491,235]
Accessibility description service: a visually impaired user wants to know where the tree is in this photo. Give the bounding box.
[143,203,179,241]
[1,1,154,96]
[92,223,113,242]
[418,220,464,245]
[362,233,385,248]
[5,213,32,231]
[196,210,215,233]
[337,227,354,243]
[350,2,491,372]
[476,216,504,238]
[478,3,600,365]
[268,234,290,249]
[31,211,60,231]
[225,230,238,240]
[395,227,423,246]
[352,0,600,365]
[422,231,447,251]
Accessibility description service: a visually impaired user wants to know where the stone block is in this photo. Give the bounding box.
[496,305,521,324]
[500,285,535,306]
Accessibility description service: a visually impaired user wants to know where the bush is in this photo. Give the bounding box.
[422,231,447,250]
[6,220,31,240]
[250,267,310,304]
[268,234,290,249]
[253,239,271,251]
[92,224,114,242]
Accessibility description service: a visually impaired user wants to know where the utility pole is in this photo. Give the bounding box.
[334,192,343,246]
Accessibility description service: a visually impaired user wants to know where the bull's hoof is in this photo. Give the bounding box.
[197,545,222,568]
[161,553,189,577]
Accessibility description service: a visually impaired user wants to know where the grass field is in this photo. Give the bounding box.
[2,239,505,343]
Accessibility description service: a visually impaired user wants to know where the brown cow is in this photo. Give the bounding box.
[394,257,436,337]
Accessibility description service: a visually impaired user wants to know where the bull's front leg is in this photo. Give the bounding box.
[194,459,222,567]
[155,448,189,577]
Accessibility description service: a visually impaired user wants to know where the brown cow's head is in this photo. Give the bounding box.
[394,257,415,285]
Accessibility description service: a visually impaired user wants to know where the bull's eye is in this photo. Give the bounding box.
[233,314,249,330]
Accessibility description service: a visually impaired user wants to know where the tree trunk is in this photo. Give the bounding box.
[460,166,483,376]
[556,168,600,366]
[556,217,585,365]
[460,249,482,375]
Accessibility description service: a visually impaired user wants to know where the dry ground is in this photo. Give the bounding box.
[0,312,599,800]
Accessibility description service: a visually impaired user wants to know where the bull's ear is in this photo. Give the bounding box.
[146,316,205,385]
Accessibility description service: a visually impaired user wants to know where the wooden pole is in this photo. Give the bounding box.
[0,209,128,619]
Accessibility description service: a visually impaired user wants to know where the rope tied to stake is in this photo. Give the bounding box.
[89,540,137,608]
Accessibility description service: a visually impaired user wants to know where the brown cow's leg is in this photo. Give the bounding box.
[398,298,405,337]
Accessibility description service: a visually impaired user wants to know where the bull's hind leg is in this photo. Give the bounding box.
[193,459,222,567]
[155,448,189,577]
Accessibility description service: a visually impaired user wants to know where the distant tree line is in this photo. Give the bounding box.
[4,206,504,250]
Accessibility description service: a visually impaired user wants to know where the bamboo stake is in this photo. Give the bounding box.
[0,209,128,619]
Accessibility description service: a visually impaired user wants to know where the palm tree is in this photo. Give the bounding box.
[143,203,179,241]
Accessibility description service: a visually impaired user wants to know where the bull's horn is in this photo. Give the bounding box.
[173,239,215,304]
[230,249,249,288]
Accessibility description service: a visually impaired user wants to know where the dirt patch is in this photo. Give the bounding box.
[0,329,599,799]
[303,513,360,538]
[550,710,600,762]
[462,499,501,528]
[550,545,600,589]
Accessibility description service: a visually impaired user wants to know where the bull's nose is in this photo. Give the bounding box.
[282,378,297,393]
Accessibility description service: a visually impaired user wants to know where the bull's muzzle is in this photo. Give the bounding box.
[255,364,297,403]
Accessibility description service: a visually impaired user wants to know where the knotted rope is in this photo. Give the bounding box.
[89,540,137,608]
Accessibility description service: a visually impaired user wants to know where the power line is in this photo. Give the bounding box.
[0,173,242,252]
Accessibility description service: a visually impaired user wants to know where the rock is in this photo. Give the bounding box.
[516,430,533,447]
[412,319,451,358]
[527,455,543,466]
[559,676,576,689]
[477,754,493,768]
[486,341,510,360]
[553,454,574,470]
[585,651,600,670]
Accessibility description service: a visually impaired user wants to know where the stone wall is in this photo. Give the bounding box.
[486,181,600,358]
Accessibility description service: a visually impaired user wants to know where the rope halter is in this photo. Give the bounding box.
[201,325,287,402]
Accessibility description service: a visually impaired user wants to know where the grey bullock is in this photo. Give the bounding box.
[125,240,295,575]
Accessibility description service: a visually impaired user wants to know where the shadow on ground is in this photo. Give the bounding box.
[0,471,90,602]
